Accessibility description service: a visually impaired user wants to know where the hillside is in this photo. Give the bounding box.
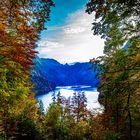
[31,57,99,95]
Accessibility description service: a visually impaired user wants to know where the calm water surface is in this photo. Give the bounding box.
[37,86,102,111]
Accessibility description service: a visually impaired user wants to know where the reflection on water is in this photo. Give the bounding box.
[37,86,103,112]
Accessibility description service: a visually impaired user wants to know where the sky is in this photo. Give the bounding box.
[37,0,104,64]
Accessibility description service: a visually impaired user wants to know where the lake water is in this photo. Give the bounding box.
[37,86,103,112]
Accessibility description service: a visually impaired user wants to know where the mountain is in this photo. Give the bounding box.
[31,57,56,95]
[31,57,99,95]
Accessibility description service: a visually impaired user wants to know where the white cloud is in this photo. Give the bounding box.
[38,9,104,64]
[38,40,64,48]
[64,27,86,34]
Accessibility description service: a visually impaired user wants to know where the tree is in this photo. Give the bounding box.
[71,92,88,123]
[0,0,54,71]
[86,0,140,139]
[44,103,62,140]
[42,92,94,140]
[86,0,140,39]
[0,0,54,139]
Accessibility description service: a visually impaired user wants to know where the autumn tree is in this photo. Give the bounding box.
[42,91,94,140]
[86,0,140,139]
[0,0,54,139]
[0,0,54,70]
[71,92,88,123]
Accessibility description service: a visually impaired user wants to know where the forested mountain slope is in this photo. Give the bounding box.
[31,57,99,94]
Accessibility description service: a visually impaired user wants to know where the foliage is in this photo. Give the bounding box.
[86,0,140,139]
[86,0,140,38]
[0,0,54,70]
[0,0,54,139]
[1,0,140,139]
[41,92,95,140]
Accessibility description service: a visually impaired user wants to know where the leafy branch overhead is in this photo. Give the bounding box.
[87,0,140,139]
[0,0,54,71]
[86,0,140,39]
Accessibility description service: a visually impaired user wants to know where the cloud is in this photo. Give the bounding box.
[64,27,86,34]
[37,9,104,64]
[38,40,64,48]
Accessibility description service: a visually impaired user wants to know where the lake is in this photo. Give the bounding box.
[37,86,103,112]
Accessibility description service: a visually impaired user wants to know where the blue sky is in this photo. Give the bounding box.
[46,0,87,26]
[38,0,104,64]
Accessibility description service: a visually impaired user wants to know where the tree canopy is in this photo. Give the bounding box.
[86,0,140,139]
[0,0,54,139]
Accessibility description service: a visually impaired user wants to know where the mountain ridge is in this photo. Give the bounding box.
[31,57,99,95]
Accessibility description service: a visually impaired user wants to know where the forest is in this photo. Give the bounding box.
[0,0,140,140]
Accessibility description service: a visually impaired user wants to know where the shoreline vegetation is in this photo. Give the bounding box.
[0,0,140,140]
[37,86,102,112]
